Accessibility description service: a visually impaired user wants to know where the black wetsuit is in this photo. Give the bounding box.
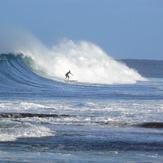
[65,71,72,80]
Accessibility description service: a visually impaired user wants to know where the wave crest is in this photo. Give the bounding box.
[0,30,145,84]
[20,39,145,84]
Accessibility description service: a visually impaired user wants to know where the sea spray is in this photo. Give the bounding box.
[0,30,145,84]
[19,40,145,84]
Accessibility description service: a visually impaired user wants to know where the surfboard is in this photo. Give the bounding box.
[65,80,78,82]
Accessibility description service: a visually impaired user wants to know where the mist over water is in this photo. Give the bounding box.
[0,30,145,84]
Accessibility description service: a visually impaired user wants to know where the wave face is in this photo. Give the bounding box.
[0,52,151,100]
[0,54,53,94]
[18,40,144,84]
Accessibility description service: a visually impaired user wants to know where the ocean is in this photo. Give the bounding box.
[0,52,163,163]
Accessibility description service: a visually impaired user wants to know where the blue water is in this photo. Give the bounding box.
[0,54,163,162]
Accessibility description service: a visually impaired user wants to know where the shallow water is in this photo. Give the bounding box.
[1,98,163,162]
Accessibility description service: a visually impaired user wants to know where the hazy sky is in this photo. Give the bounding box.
[0,0,163,59]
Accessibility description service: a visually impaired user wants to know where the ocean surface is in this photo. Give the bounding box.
[0,53,163,163]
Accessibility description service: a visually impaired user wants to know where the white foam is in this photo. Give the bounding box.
[0,101,51,114]
[0,30,145,84]
[0,122,54,142]
[19,102,46,110]
[20,39,146,84]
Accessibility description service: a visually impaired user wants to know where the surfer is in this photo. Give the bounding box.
[65,70,73,80]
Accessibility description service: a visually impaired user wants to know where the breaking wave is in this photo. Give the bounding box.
[0,30,145,84]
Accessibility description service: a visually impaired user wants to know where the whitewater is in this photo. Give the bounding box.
[1,31,163,162]
[0,30,144,84]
